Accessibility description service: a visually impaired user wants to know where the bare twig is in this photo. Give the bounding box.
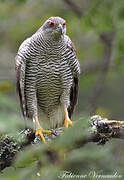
[80,60,114,75]
[88,32,115,114]
[63,0,83,17]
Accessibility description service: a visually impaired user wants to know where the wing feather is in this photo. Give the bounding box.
[15,38,31,119]
[15,55,27,119]
[67,40,80,118]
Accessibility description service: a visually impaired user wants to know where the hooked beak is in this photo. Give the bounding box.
[58,24,63,34]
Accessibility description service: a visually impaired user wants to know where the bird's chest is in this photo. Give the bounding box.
[36,50,64,95]
[36,44,72,92]
[36,51,64,111]
[37,51,61,80]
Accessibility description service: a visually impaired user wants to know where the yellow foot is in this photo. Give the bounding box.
[35,128,52,143]
[64,108,73,128]
[64,118,73,128]
[34,116,54,143]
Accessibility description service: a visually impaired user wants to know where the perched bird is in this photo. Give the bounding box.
[15,16,80,142]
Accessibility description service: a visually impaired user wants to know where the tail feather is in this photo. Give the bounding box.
[38,105,64,129]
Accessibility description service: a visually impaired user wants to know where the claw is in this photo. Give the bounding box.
[42,129,52,135]
[34,116,53,143]
[51,129,58,136]
[35,128,46,143]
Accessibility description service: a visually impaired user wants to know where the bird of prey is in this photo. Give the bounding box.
[15,17,80,142]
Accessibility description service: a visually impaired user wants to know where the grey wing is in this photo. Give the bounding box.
[15,54,27,119]
[67,39,80,118]
[15,38,31,119]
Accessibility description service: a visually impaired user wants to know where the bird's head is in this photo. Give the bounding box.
[42,17,66,39]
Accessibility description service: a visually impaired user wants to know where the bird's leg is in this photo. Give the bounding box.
[33,116,52,143]
[64,108,73,128]
[60,90,73,128]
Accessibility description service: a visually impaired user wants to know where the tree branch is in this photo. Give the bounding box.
[80,60,114,75]
[88,31,115,114]
[75,115,124,149]
[63,0,83,17]
[0,115,124,172]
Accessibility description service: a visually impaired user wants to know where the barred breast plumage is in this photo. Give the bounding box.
[15,16,80,129]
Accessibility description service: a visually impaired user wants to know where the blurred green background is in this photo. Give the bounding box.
[0,0,124,179]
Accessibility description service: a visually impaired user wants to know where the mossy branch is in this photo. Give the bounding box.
[0,115,124,172]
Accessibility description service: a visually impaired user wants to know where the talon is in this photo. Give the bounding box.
[42,129,52,135]
[51,129,57,136]
[33,116,52,143]
[35,128,46,143]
